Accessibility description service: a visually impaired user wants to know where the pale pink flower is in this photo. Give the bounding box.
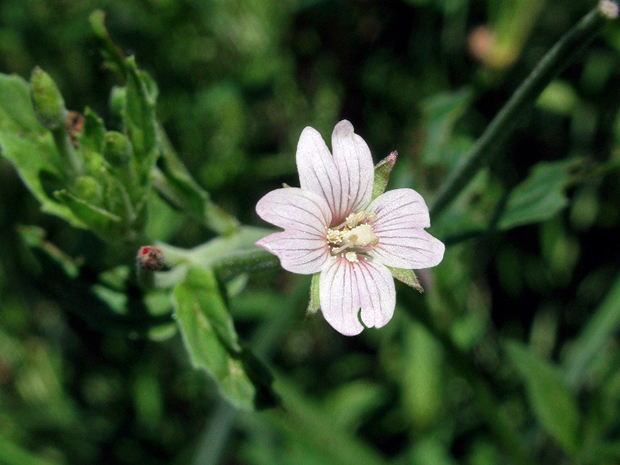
[256,120,444,335]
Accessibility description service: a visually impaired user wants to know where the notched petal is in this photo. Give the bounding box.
[319,257,396,336]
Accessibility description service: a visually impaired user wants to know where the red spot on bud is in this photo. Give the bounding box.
[137,246,164,271]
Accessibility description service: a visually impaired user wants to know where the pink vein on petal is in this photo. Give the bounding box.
[319,257,395,335]
[256,187,332,236]
[296,126,342,219]
[320,256,364,336]
[256,230,329,274]
[331,120,374,221]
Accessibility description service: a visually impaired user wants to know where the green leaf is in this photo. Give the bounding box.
[152,125,239,235]
[421,87,474,166]
[498,159,583,230]
[0,74,84,227]
[19,227,172,335]
[54,189,122,240]
[563,271,620,388]
[124,56,158,185]
[505,340,581,455]
[172,267,275,410]
[0,433,58,465]
[89,11,126,79]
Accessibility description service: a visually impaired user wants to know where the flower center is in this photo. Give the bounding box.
[326,210,379,263]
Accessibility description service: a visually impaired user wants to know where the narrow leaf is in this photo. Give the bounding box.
[563,271,620,388]
[505,340,581,455]
[124,56,158,185]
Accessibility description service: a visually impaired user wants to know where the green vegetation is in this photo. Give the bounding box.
[1,1,620,464]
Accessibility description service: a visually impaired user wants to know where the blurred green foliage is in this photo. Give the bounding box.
[1,0,620,464]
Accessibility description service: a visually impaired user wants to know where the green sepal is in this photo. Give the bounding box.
[79,107,106,155]
[109,86,126,119]
[387,266,424,293]
[371,151,397,201]
[101,168,135,226]
[306,273,321,318]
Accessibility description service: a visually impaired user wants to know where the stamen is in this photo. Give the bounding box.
[326,210,379,257]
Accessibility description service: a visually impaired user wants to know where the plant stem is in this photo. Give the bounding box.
[430,3,616,218]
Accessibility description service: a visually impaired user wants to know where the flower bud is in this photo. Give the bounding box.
[136,246,164,271]
[30,67,66,130]
[74,175,103,205]
[103,131,132,167]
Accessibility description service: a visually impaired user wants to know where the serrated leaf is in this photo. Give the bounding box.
[172,267,257,410]
[498,159,583,230]
[505,340,581,455]
[0,73,84,227]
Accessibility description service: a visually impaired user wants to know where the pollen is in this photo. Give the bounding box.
[326,210,379,257]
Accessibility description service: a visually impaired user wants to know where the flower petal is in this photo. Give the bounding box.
[296,126,342,220]
[256,230,329,274]
[367,189,445,269]
[256,187,332,236]
[331,120,375,222]
[367,188,431,229]
[319,256,396,336]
